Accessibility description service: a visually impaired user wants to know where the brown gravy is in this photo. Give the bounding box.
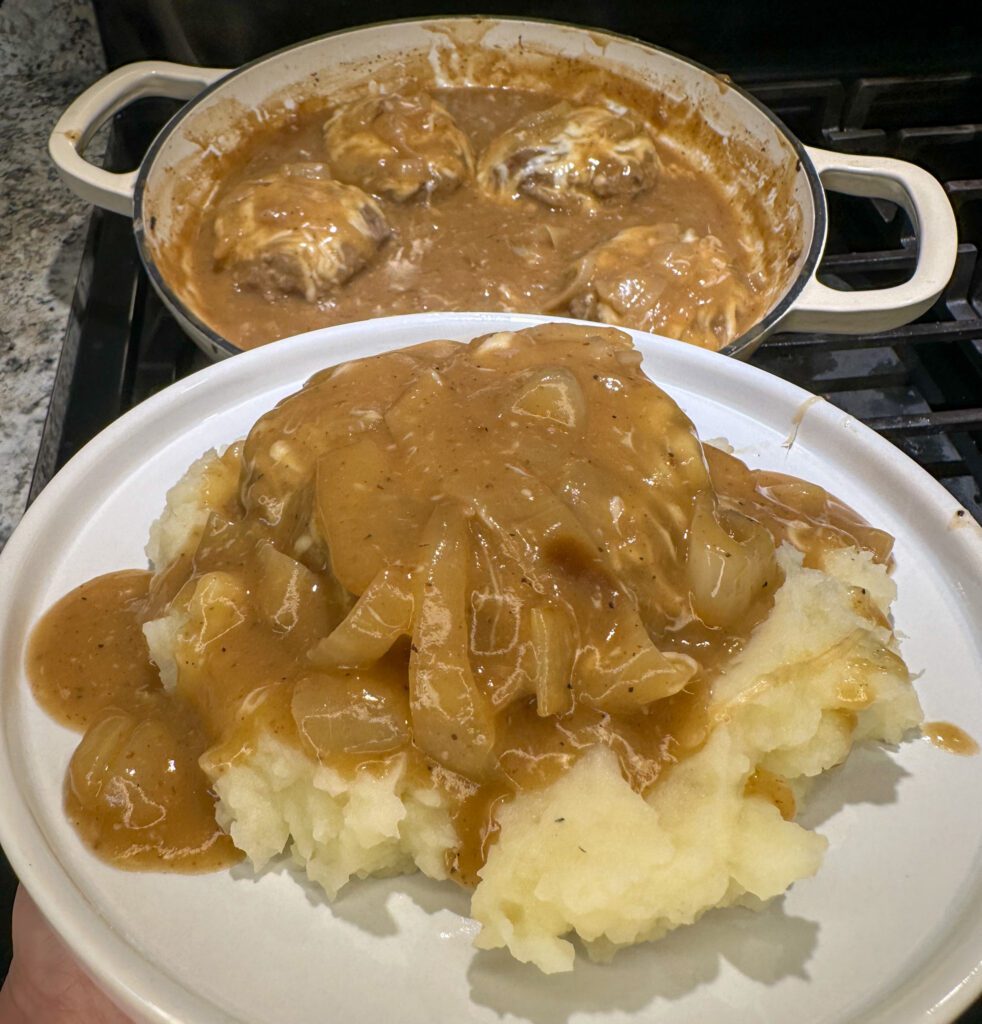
[28,572,240,870]
[175,88,765,351]
[922,721,979,756]
[28,324,890,883]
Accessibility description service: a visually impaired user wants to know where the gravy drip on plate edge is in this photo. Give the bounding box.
[922,721,980,756]
[27,571,241,870]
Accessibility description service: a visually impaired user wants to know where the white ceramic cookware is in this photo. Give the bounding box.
[49,17,958,361]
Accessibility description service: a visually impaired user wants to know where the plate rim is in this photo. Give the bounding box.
[1,311,980,1024]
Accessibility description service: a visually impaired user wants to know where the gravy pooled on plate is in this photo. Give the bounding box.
[29,324,900,886]
[173,88,765,351]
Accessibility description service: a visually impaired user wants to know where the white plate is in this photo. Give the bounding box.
[1,313,981,1024]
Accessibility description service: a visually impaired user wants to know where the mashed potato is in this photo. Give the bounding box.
[144,449,920,973]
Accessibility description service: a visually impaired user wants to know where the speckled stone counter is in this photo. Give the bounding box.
[0,0,106,549]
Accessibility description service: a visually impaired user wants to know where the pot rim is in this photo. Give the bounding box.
[131,14,827,361]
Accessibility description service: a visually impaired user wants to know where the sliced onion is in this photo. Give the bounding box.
[291,666,410,759]
[185,571,249,649]
[528,605,575,717]
[68,710,135,809]
[686,495,779,628]
[384,367,445,444]
[255,541,339,640]
[560,457,689,629]
[409,503,496,779]
[309,566,414,668]
[315,437,427,594]
[575,601,697,712]
[511,367,585,431]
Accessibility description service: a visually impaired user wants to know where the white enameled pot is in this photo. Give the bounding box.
[49,17,958,362]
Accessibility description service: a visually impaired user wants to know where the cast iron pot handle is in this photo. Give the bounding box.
[49,61,230,217]
[783,146,958,333]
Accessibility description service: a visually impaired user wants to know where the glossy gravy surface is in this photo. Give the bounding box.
[29,324,892,883]
[28,572,240,870]
[922,721,979,756]
[175,88,764,351]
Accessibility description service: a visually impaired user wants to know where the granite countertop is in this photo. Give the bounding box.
[0,0,106,550]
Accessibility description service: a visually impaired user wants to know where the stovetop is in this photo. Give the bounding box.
[6,66,982,1017]
[29,75,982,515]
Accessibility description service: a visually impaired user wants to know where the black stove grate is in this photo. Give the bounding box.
[748,73,982,518]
